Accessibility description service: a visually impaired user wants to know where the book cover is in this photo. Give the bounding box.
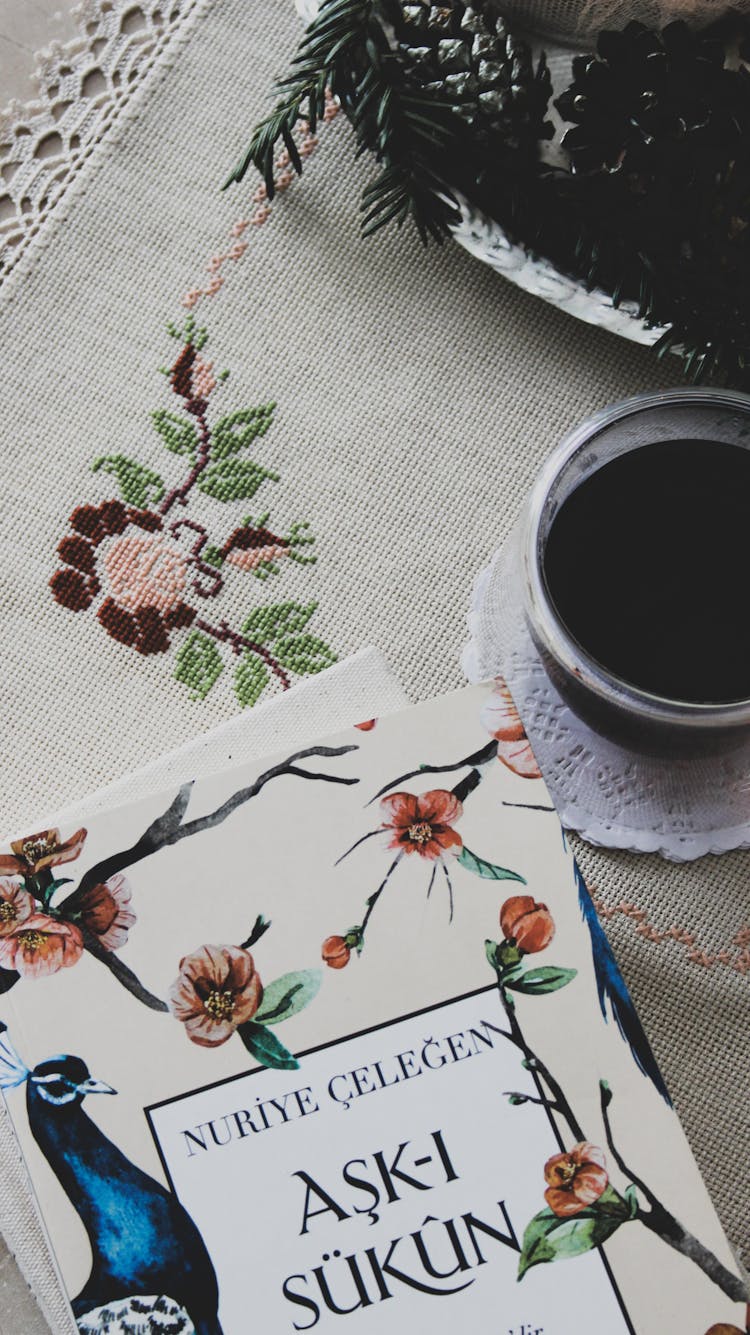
[0,682,745,1334]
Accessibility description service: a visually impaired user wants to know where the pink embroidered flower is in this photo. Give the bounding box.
[481,679,542,780]
[544,1142,609,1218]
[76,873,136,951]
[0,914,84,978]
[0,879,35,936]
[169,945,264,1047]
[50,502,196,656]
[103,533,189,615]
[0,828,87,878]
[192,355,217,399]
[380,790,463,860]
[222,524,290,573]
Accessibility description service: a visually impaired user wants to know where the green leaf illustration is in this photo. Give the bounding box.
[505,966,578,996]
[485,939,500,970]
[255,969,322,1025]
[237,1020,299,1070]
[198,457,280,502]
[242,602,318,643]
[624,1185,640,1219]
[212,405,275,459]
[457,846,527,884]
[274,632,337,676]
[235,653,269,708]
[518,1203,627,1279]
[151,409,198,457]
[174,632,224,701]
[92,455,165,508]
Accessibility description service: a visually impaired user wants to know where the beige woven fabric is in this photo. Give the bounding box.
[0,0,747,1321]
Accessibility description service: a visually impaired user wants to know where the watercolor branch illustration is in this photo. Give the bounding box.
[0,744,357,1068]
[485,897,748,1306]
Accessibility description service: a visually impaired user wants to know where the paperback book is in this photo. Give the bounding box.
[0,682,745,1334]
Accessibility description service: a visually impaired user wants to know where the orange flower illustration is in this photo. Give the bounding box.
[0,878,35,937]
[481,679,542,779]
[0,828,87,878]
[322,935,351,969]
[169,944,264,1047]
[544,1142,609,1218]
[501,895,555,953]
[0,914,84,978]
[76,873,136,951]
[704,1326,747,1334]
[380,790,463,860]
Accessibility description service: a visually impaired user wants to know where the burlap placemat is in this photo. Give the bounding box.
[0,0,746,1307]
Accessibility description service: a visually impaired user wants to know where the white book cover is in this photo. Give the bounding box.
[0,682,745,1335]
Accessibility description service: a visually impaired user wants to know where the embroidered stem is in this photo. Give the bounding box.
[159,400,212,516]
[195,616,291,689]
[599,1082,748,1304]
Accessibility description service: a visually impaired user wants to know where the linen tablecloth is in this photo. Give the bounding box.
[0,0,746,1325]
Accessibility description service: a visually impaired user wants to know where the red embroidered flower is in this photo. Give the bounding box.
[0,827,87,878]
[544,1142,609,1217]
[500,895,555,953]
[50,501,196,656]
[481,679,542,779]
[76,873,136,951]
[380,790,463,859]
[169,944,264,1047]
[0,914,84,978]
[322,935,351,969]
[0,879,35,936]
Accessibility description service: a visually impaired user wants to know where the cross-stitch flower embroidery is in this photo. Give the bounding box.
[49,319,334,706]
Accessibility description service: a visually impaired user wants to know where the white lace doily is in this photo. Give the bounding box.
[462,527,750,861]
[0,0,199,283]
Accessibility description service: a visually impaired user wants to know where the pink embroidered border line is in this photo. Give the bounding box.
[591,893,750,976]
[181,94,340,311]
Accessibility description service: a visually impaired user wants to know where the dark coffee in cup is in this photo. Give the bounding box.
[542,438,750,706]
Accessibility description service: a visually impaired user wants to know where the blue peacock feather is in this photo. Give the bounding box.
[573,861,672,1105]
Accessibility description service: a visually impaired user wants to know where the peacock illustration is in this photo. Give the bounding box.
[0,1025,222,1335]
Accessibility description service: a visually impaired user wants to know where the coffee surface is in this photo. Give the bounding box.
[543,439,750,704]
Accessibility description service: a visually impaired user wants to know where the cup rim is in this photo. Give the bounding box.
[522,387,750,730]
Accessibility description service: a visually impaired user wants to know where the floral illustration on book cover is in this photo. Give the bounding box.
[0,683,745,1334]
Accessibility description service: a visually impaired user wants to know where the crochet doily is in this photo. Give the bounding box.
[462,527,750,861]
[0,0,200,284]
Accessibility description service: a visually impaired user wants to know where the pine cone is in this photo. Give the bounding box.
[387,0,552,154]
[555,20,745,184]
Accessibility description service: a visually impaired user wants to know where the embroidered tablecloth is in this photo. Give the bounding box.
[0,0,747,1323]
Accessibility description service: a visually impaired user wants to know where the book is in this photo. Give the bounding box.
[0,681,745,1335]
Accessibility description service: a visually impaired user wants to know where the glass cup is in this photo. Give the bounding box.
[464,388,750,858]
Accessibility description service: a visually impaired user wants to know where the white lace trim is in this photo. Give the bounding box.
[0,0,199,283]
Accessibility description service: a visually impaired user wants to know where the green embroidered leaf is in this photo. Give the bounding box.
[174,632,224,701]
[241,602,318,644]
[237,1020,299,1071]
[203,544,225,568]
[505,966,578,996]
[198,457,280,502]
[255,969,322,1025]
[211,405,276,459]
[518,1204,627,1279]
[235,653,269,708]
[151,409,198,457]
[92,455,165,508]
[457,846,527,884]
[274,633,337,676]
